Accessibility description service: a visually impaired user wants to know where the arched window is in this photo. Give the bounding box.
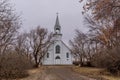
[47,53,49,58]
[55,56,60,59]
[56,45,60,53]
[56,27,60,30]
[66,53,69,58]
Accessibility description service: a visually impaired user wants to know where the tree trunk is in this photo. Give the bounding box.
[34,63,39,68]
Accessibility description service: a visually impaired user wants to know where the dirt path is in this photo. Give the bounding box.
[19,66,96,80]
[45,66,96,80]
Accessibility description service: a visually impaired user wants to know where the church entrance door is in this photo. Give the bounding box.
[55,56,61,65]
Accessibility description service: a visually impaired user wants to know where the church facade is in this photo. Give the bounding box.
[42,14,73,65]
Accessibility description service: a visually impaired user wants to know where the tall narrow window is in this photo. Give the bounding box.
[56,45,60,53]
[66,53,69,58]
[47,53,49,58]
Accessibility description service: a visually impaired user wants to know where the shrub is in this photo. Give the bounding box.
[107,60,120,75]
[91,46,120,75]
[0,53,33,79]
[83,61,94,67]
[91,52,113,68]
[73,61,80,66]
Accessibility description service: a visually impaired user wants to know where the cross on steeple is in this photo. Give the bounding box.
[56,12,59,15]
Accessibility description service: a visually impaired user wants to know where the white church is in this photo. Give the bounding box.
[42,14,73,65]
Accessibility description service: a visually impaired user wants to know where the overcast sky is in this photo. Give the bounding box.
[11,0,87,45]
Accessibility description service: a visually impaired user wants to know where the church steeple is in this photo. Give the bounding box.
[53,13,62,41]
[54,13,61,34]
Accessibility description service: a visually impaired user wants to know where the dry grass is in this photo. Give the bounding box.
[19,67,46,80]
[73,66,120,80]
[27,66,45,74]
[103,76,120,80]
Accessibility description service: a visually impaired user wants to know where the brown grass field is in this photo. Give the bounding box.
[73,66,120,80]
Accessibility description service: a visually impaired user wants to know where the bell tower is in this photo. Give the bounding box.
[53,13,62,40]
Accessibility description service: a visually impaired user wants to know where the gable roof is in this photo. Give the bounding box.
[60,40,71,51]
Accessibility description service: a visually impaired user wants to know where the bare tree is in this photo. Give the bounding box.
[0,0,20,54]
[81,0,120,20]
[84,14,120,62]
[70,30,90,66]
[14,33,32,61]
[80,0,120,71]
[28,26,53,67]
[81,0,120,48]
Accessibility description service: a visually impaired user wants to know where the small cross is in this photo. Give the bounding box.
[56,12,59,16]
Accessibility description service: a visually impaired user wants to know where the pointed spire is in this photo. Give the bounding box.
[54,13,61,33]
[55,13,60,26]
